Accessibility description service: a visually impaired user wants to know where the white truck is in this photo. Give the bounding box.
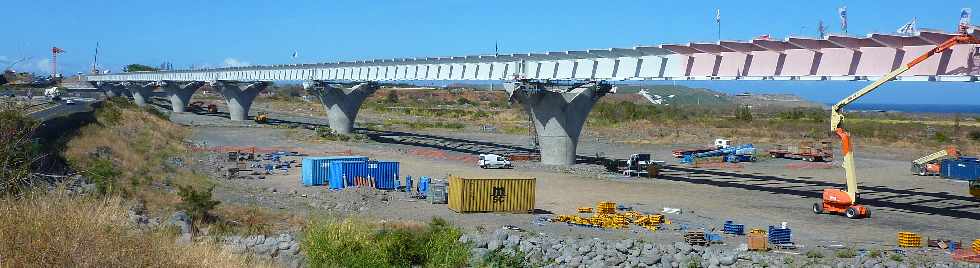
[478,154,513,169]
[44,87,63,100]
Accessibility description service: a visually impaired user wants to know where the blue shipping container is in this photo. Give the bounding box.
[418,176,431,196]
[368,161,400,190]
[328,161,369,189]
[301,156,369,186]
[941,157,980,181]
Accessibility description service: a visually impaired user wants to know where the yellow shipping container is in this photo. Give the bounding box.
[448,176,535,213]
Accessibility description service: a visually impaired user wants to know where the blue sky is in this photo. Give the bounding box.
[3,0,978,104]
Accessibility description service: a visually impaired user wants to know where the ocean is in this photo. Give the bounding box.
[831,103,980,115]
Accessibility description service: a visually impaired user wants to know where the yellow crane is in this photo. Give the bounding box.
[814,34,979,219]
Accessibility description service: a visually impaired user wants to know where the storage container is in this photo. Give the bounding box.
[940,157,980,181]
[747,233,768,251]
[301,156,368,186]
[767,226,792,245]
[447,176,535,213]
[429,179,448,204]
[418,176,431,196]
[367,161,399,190]
[327,161,368,189]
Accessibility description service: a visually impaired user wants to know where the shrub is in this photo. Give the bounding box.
[0,191,265,267]
[969,130,980,141]
[933,132,949,143]
[734,105,753,122]
[304,217,469,267]
[176,185,221,222]
[835,248,857,258]
[482,247,526,267]
[805,250,824,258]
[889,253,904,262]
[384,90,399,104]
[0,105,40,197]
[86,158,121,194]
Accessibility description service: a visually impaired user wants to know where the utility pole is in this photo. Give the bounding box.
[715,9,721,41]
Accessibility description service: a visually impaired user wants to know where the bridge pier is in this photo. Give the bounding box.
[122,82,156,107]
[163,81,204,113]
[94,82,128,98]
[504,80,611,165]
[303,81,379,134]
[210,81,267,121]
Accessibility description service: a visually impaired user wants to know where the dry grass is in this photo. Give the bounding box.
[62,101,210,213]
[0,190,272,268]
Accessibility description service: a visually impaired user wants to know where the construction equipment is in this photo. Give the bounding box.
[911,147,959,176]
[815,34,979,219]
[681,144,757,164]
[189,101,218,113]
[254,112,269,123]
[51,47,65,78]
[603,153,664,177]
[768,141,833,162]
[971,180,979,198]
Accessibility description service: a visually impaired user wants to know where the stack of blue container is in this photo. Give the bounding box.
[302,156,400,190]
[722,220,745,235]
[368,161,400,190]
[940,157,980,181]
[302,156,368,186]
[767,226,792,245]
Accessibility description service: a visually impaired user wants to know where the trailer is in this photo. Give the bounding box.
[673,139,732,158]
[768,141,833,162]
[681,144,757,164]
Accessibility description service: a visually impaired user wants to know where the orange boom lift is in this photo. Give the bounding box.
[814,34,979,219]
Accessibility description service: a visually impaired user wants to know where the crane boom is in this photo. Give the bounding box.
[815,34,979,218]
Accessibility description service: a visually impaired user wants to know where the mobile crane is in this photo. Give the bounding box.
[814,34,979,219]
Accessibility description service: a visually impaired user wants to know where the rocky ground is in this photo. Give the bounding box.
[150,97,980,267]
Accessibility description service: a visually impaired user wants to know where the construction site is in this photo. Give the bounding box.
[4,2,980,268]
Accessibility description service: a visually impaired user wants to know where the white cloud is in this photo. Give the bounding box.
[222,58,251,67]
[34,59,51,74]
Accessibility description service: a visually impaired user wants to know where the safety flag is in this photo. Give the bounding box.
[896,18,917,35]
[715,9,721,23]
[838,6,848,33]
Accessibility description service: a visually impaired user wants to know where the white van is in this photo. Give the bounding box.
[478,154,512,169]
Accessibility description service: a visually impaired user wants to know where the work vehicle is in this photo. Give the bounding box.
[911,147,958,176]
[254,112,269,123]
[971,181,979,198]
[768,141,833,162]
[189,101,218,113]
[614,153,665,177]
[672,139,733,158]
[478,154,512,169]
[64,99,75,105]
[44,87,63,100]
[814,34,979,219]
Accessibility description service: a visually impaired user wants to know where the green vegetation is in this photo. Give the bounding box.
[889,253,904,262]
[176,185,221,222]
[734,105,753,122]
[835,248,858,258]
[123,64,161,72]
[303,217,470,268]
[0,103,40,197]
[481,247,527,267]
[805,250,825,259]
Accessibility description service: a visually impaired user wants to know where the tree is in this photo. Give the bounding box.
[123,64,160,72]
[734,105,753,122]
[176,185,221,222]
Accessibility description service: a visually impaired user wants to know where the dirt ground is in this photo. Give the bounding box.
[167,101,979,252]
